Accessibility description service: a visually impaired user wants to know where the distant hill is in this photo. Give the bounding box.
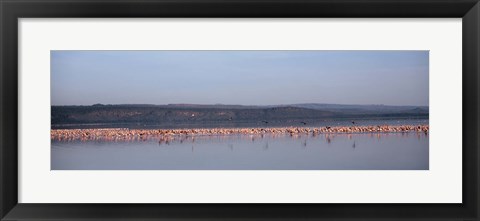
[290,103,429,115]
[51,103,428,127]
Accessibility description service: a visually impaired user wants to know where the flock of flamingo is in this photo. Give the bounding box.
[51,125,429,141]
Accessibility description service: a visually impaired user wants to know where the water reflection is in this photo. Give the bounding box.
[52,132,428,170]
[53,132,429,151]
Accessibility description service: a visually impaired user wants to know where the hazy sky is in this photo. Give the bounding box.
[51,51,429,106]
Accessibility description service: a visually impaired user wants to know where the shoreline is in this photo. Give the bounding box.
[51,125,429,141]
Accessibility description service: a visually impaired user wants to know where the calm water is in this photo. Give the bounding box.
[51,132,429,170]
[52,118,428,129]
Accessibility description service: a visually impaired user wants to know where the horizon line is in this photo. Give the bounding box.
[50,102,430,107]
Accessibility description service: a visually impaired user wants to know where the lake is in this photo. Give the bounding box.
[51,131,428,170]
[51,118,429,129]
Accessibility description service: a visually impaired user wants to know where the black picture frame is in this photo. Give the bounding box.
[1,0,479,220]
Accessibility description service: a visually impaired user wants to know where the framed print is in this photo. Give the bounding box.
[49,50,430,170]
[1,0,479,220]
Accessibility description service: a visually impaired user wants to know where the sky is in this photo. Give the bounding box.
[51,50,429,106]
